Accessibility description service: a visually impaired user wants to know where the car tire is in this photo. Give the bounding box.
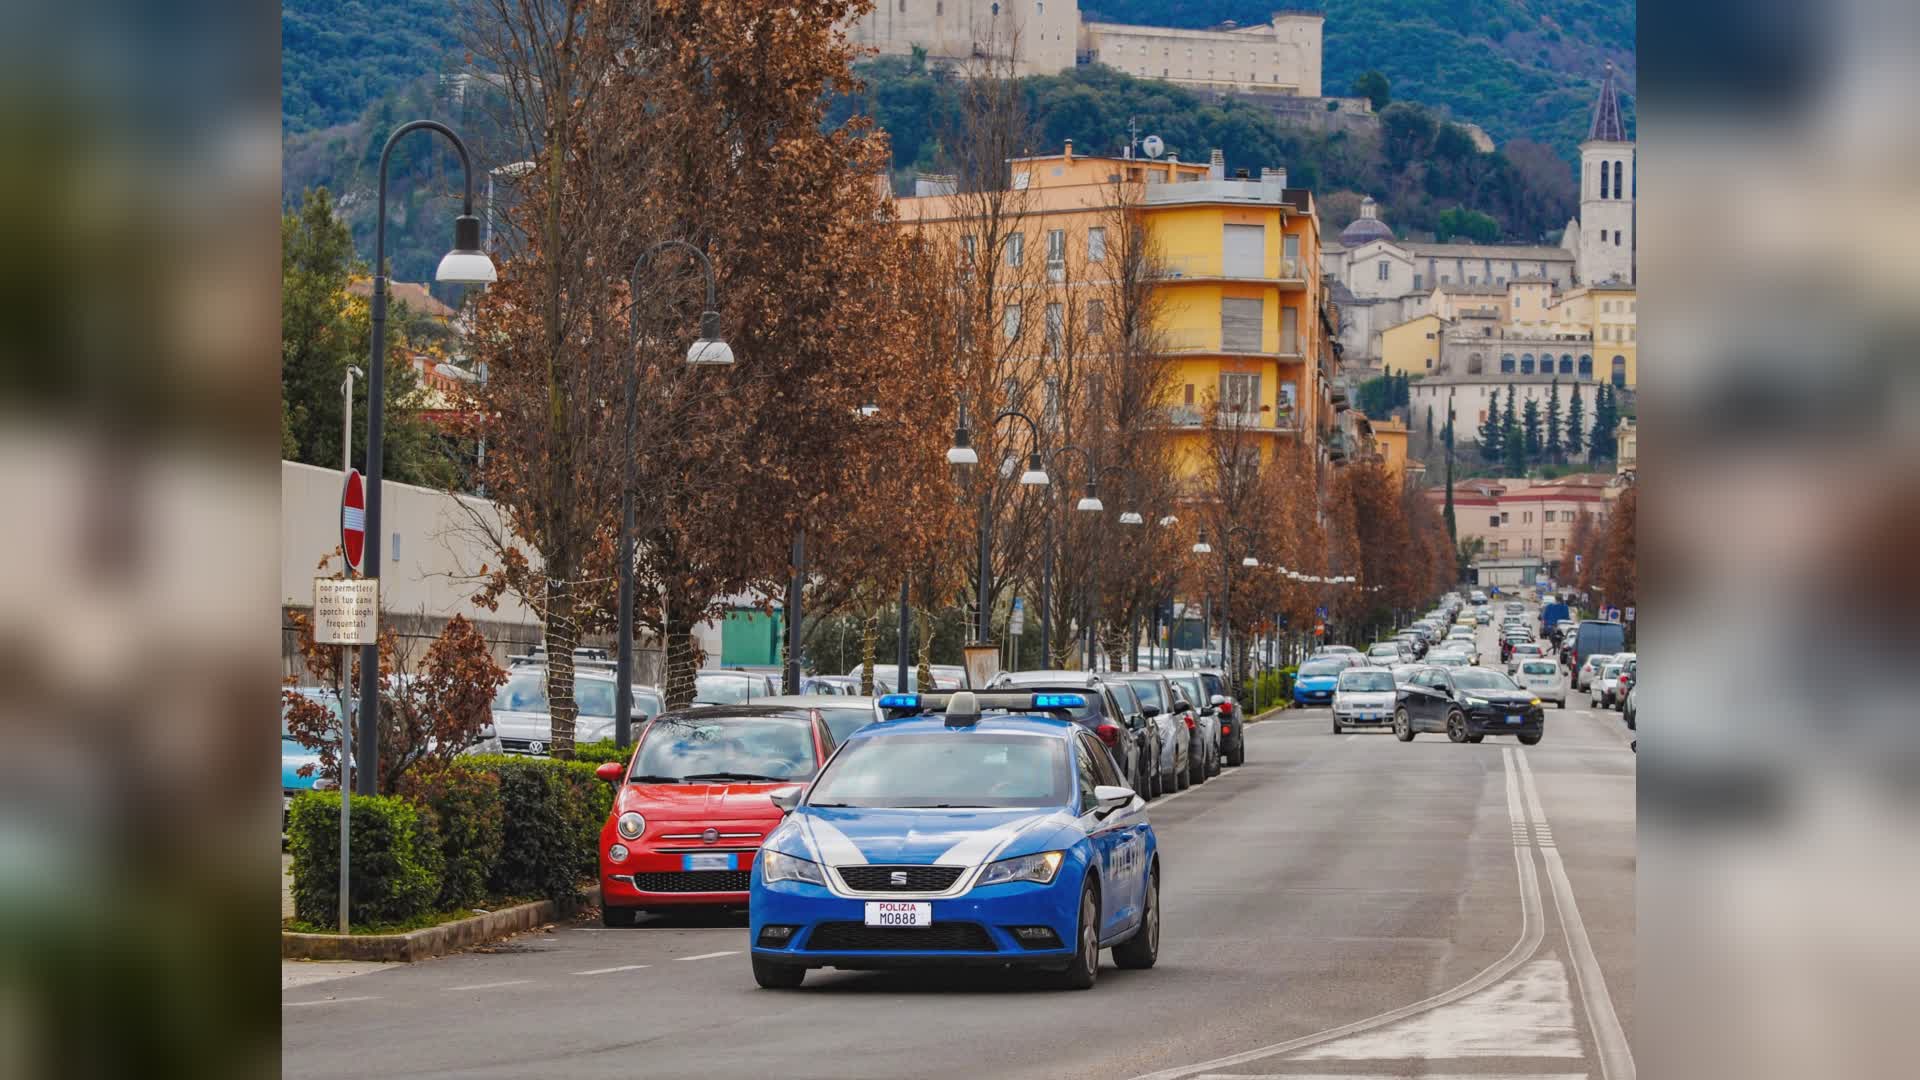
[1332,715,1343,734]
[1174,763,1189,791]
[1226,739,1244,766]
[1051,883,1101,990]
[1189,751,1206,786]
[1518,733,1542,746]
[1112,866,1159,970]
[1208,746,1222,777]
[751,954,806,989]
[601,904,639,928]
[1394,706,1415,742]
[1446,710,1469,743]
[1467,734,1485,743]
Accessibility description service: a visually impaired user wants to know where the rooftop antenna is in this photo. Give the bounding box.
[1125,116,1140,159]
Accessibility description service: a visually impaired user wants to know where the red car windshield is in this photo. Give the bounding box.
[629,715,816,783]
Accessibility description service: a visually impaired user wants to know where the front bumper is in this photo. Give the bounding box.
[602,850,761,908]
[750,872,1081,971]
[1292,686,1335,705]
[1463,707,1544,737]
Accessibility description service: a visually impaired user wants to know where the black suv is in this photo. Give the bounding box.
[1392,665,1544,745]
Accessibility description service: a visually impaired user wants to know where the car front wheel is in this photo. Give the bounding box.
[1446,710,1469,743]
[1051,884,1101,990]
[751,954,805,989]
[1395,706,1415,742]
[601,905,638,928]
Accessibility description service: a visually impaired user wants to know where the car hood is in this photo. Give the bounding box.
[1296,676,1339,690]
[282,738,321,790]
[1461,690,1538,706]
[617,781,795,821]
[773,806,1079,866]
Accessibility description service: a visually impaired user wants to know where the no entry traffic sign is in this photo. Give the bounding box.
[341,469,366,573]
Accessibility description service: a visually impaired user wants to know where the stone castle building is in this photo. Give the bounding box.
[848,2,1324,96]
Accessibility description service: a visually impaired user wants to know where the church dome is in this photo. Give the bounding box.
[1340,196,1395,245]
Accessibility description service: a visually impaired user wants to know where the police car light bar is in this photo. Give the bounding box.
[878,692,1087,717]
[876,693,920,709]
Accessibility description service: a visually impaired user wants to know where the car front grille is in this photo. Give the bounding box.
[836,865,965,893]
[627,870,751,893]
[804,922,995,952]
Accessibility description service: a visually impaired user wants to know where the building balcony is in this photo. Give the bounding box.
[1163,405,1302,433]
[1160,328,1306,357]
[1153,253,1307,285]
[1142,177,1295,209]
[1326,430,1352,462]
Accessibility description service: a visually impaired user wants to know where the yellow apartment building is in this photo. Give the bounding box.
[893,143,1335,484]
[1380,312,1443,374]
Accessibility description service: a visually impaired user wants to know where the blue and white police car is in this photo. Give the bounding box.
[747,691,1160,990]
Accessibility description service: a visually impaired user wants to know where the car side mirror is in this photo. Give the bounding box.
[1141,704,1162,719]
[769,786,804,814]
[1209,694,1226,708]
[1093,784,1135,816]
[594,762,624,783]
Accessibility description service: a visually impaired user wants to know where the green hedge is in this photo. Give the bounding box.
[571,740,633,766]
[287,793,444,927]
[1252,668,1295,712]
[287,756,616,931]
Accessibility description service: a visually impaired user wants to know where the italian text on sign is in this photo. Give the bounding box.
[314,578,379,645]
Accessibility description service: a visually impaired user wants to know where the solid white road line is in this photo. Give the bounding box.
[1143,758,1259,807]
[1129,750,1546,1080]
[445,980,531,991]
[674,951,739,962]
[285,996,380,1007]
[1193,1074,1586,1080]
[1516,749,1636,1080]
[571,964,652,976]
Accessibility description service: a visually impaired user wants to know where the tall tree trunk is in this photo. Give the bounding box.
[1103,622,1127,674]
[916,610,933,689]
[544,574,579,758]
[860,610,878,695]
[662,605,700,710]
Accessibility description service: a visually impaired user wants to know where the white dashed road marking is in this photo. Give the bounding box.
[285,996,379,1008]
[675,951,739,962]
[572,964,652,976]
[446,980,531,991]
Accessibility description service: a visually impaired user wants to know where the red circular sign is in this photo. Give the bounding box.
[341,469,366,573]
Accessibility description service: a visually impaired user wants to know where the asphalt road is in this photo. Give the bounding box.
[283,616,1635,1080]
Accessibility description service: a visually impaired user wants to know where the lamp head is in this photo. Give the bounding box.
[1242,555,1259,568]
[686,310,734,366]
[1019,452,1050,487]
[1191,528,1211,555]
[435,215,498,285]
[1075,481,1102,513]
[1118,510,1144,525]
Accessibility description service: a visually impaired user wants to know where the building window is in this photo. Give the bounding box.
[1488,515,1501,528]
[1561,354,1573,374]
[1280,305,1299,354]
[1376,260,1390,282]
[1046,228,1065,281]
[1003,302,1022,341]
[1500,512,1510,524]
[1006,231,1023,266]
[1600,162,1610,199]
[1523,511,1533,524]
[1612,356,1627,388]
[1468,353,1484,374]
[1579,354,1592,377]
[1613,230,1622,246]
[1086,226,1106,263]
[1219,372,1262,415]
[1500,353,1515,373]
[990,2,998,14]
[1520,353,1535,374]
[1220,297,1264,352]
[1413,273,1422,290]
[1614,160,1624,199]
[1184,383,1195,406]
[1043,302,1063,357]
[1441,275,1451,284]
[1086,299,1105,337]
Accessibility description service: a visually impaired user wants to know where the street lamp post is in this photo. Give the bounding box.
[948,405,1048,643]
[357,121,496,797]
[617,240,730,749]
[1197,523,1255,701]
[1039,444,1097,667]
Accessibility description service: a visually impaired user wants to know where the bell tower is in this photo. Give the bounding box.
[1577,62,1634,285]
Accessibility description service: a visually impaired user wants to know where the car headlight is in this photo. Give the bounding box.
[616,812,646,840]
[1529,698,1541,706]
[760,848,827,886]
[1462,696,1489,708]
[978,850,1065,887]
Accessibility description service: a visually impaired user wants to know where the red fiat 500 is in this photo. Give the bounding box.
[595,706,835,926]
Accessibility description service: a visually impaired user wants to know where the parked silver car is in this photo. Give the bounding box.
[1116,672,1190,798]
[488,667,661,753]
[1332,666,1397,733]
[1514,658,1567,708]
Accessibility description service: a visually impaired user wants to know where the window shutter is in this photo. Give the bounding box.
[1220,297,1263,352]
[1223,224,1263,277]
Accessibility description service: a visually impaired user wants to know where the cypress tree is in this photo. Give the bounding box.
[1504,420,1526,476]
[1565,381,1585,458]
[1545,379,1563,463]
[1522,396,1543,459]
[1478,387,1503,462]
[1590,384,1617,463]
[1502,382,1519,439]
[1424,404,1435,448]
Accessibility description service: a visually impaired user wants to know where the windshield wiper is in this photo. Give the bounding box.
[626,774,684,784]
[806,802,852,808]
[680,771,784,782]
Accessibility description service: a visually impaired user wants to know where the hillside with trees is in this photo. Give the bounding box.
[1084,0,1636,154]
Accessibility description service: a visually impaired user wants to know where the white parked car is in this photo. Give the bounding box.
[1575,652,1614,691]
[1507,641,1550,674]
[1515,659,1566,708]
[1591,662,1625,708]
[1331,666,1397,734]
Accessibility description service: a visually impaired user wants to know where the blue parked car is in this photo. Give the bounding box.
[748,690,1160,990]
[1291,657,1353,706]
[282,687,342,826]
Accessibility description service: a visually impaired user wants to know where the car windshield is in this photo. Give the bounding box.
[1339,670,1394,691]
[694,674,758,704]
[1122,678,1166,710]
[1522,662,1557,675]
[1299,659,1347,677]
[1586,655,1613,668]
[819,707,879,743]
[1432,655,1467,666]
[1603,665,1622,677]
[807,733,1069,809]
[282,692,343,738]
[630,715,816,782]
[1453,670,1520,691]
[1369,645,1399,656]
[493,671,623,718]
[1168,675,1204,707]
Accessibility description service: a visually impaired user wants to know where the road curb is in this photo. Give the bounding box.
[281,888,598,963]
[1246,705,1292,724]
